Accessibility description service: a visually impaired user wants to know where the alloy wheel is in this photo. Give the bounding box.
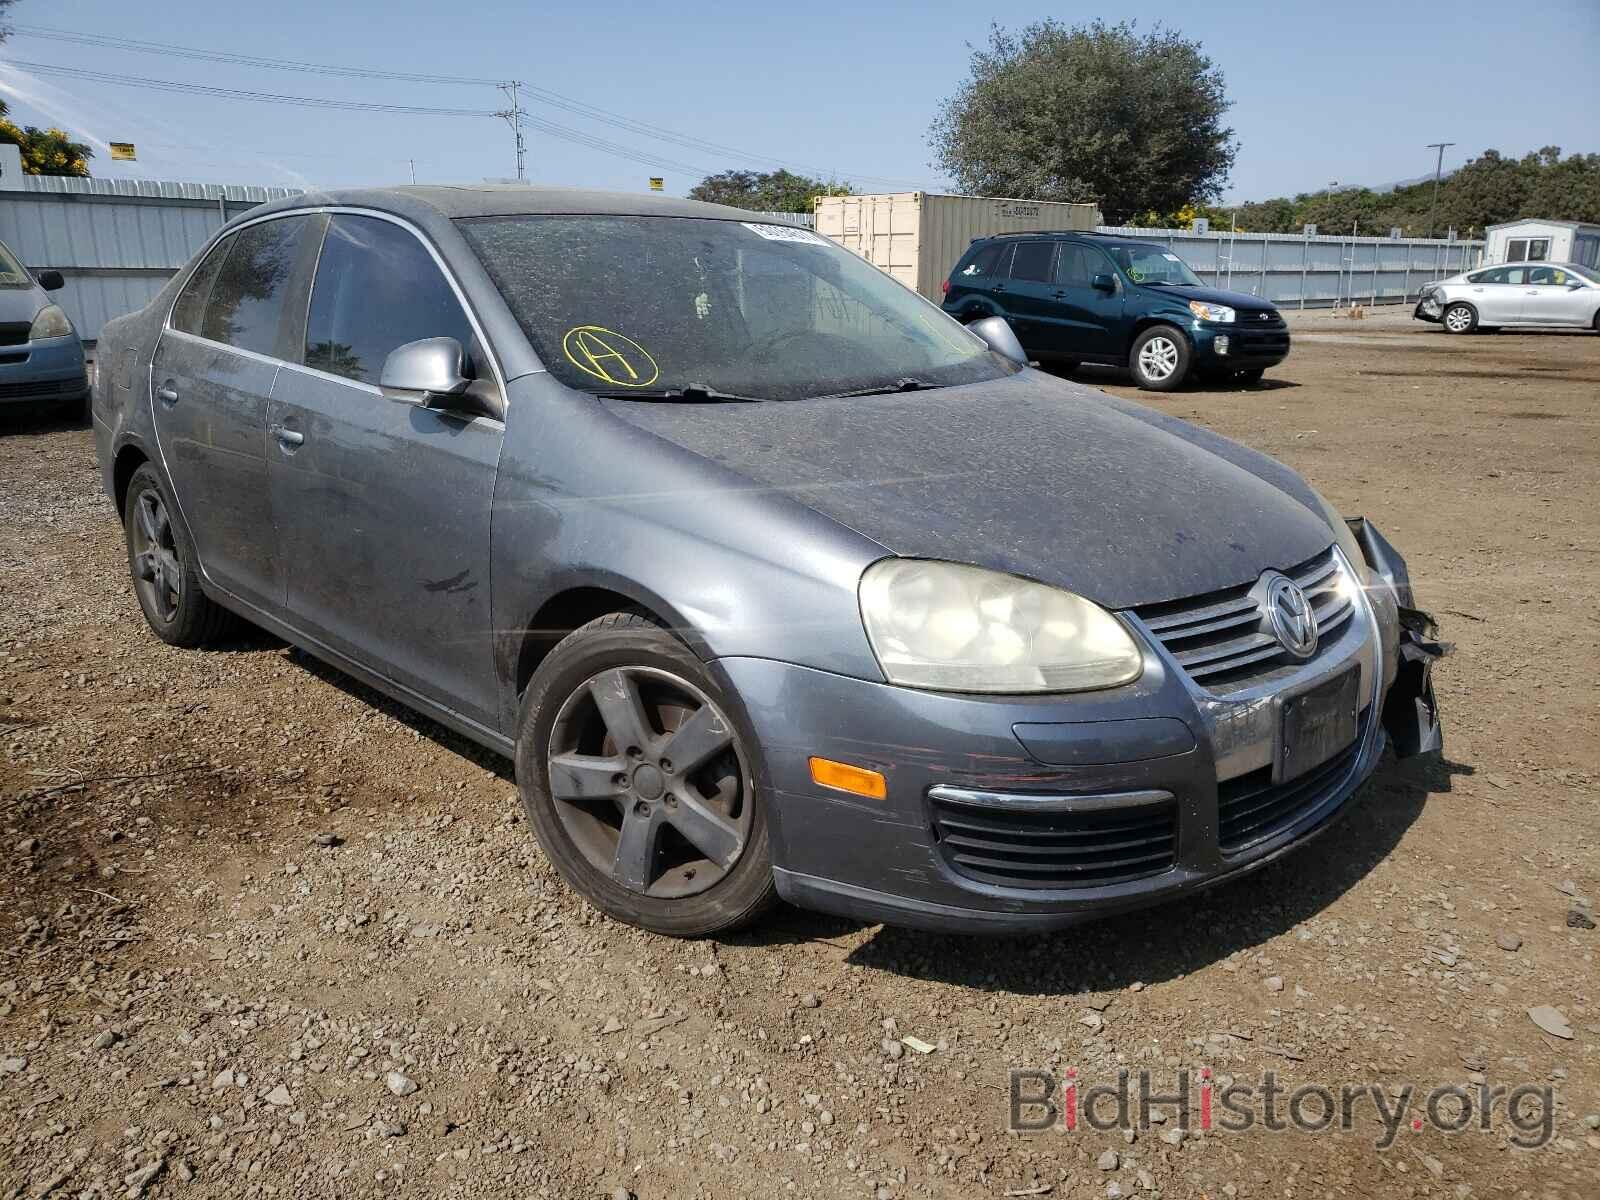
[131,491,181,623]
[1138,335,1180,380]
[1445,306,1473,332]
[546,665,752,899]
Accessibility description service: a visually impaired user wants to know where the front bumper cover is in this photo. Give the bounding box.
[713,526,1443,933]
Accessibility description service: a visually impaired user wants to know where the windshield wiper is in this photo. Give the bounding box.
[809,377,946,401]
[595,382,766,403]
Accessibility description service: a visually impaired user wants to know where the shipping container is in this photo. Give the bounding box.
[815,192,1102,300]
[1483,218,1600,270]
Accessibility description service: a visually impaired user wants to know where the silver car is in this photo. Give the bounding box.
[1414,261,1600,333]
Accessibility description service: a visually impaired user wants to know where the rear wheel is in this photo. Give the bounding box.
[516,612,777,937]
[1442,302,1477,334]
[123,464,235,647]
[1129,325,1191,391]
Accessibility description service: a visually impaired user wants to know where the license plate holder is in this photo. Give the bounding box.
[1279,668,1359,782]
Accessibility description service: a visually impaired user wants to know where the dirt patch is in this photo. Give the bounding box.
[3,319,1598,1199]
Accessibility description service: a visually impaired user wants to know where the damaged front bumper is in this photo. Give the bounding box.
[1413,293,1444,324]
[1348,517,1448,757]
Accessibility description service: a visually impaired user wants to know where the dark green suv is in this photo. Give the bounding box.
[941,233,1290,391]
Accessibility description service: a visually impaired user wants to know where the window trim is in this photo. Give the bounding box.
[162,205,508,404]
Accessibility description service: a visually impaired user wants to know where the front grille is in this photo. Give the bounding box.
[929,793,1177,890]
[0,323,30,347]
[0,379,69,400]
[1217,707,1370,853]
[1132,547,1355,695]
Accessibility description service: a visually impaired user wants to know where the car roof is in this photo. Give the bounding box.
[243,183,778,225]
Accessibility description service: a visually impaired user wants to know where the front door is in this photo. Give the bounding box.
[1522,265,1595,326]
[150,214,321,613]
[265,213,504,727]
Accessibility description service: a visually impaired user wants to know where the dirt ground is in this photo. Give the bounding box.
[3,312,1597,1200]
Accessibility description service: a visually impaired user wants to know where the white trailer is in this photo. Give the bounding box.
[1484,219,1600,270]
[815,192,1102,301]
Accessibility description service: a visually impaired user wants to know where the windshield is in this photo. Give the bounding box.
[1106,243,1204,287]
[0,240,31,289]
[457,215,1017,401]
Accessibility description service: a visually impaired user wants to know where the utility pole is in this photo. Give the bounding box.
[1425,142,1454,239]
[496,81,528,182]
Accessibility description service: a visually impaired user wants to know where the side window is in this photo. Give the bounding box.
[1528,266,1569,285]
[170,239,231,335]
[957,243,1004,279]
[1472,267,1508,284]
[1009,241,1056,283]
[305,215,476,385]
[201,217,315,356]
[1055,244,1090,286]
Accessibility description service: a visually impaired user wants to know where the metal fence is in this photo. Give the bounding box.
[1093,225,1483,309]
[0,175,304,341]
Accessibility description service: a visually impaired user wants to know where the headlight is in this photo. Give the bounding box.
[1188,300,1235,323]
[858,559,1144,693]
[29,304,73,340]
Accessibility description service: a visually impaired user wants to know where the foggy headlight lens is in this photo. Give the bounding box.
[859,559,1144,693]
[29,304,73,340]
[1188,300,1236,323]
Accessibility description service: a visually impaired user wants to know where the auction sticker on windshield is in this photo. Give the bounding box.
[562,325,660,387]
[740,223,829,246]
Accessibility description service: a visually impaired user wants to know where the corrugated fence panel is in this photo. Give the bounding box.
[0,176,305,341]
[1095,226,1484,309]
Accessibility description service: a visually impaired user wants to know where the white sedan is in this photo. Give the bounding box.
[1414,261,1600,333]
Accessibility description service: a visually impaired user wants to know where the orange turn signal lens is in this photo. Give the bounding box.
[808,756,887,800]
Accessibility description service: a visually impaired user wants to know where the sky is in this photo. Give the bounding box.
[2,0,1597,203]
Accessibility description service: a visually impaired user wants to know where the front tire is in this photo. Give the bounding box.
[515,612,777,937]
[1129,325,1191,391]
[123,464,234,647]
[1442,302,1477,334]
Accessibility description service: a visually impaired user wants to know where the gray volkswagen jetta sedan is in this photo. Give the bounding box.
[92,186,1444,937]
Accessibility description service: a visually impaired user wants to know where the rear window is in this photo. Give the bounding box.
[955,243,1005,279]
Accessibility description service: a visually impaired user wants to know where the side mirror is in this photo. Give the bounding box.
[1567,280,1584,290]
[1091,272,1117,293]
[36,270,64,292]
[379,337,470,407]
[967,315,1028,366]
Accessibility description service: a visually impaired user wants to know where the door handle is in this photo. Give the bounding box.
[270,423,304,448]
[156,384,179,405]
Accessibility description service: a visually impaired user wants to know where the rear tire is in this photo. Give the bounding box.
[123,464,235,647]
[1129,325,1191,391]
[515,611,777,938]
[1442,302,1477,334]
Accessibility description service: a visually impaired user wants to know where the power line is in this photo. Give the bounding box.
[2,58,721,177]
[10,24,503,85]
[10,21,937,189]
[4,60,499,117]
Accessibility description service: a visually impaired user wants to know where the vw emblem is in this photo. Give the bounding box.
[1264,574,1318,658]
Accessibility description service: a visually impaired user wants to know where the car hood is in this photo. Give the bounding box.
[1136,282,1277,313]
[0,284,46,325]
[601,370,1336,610]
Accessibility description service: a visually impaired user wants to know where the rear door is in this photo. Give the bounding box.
[1050,242,1122,359]
[150,214,321,613]
[1521,265,1595,326]
[943,241,1007,318]
[265,213,504,726]
[1000,239,1063,354]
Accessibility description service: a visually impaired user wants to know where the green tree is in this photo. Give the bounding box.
[688,169,850,213]
[0,99,94,177]
[930,20,1236,224]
